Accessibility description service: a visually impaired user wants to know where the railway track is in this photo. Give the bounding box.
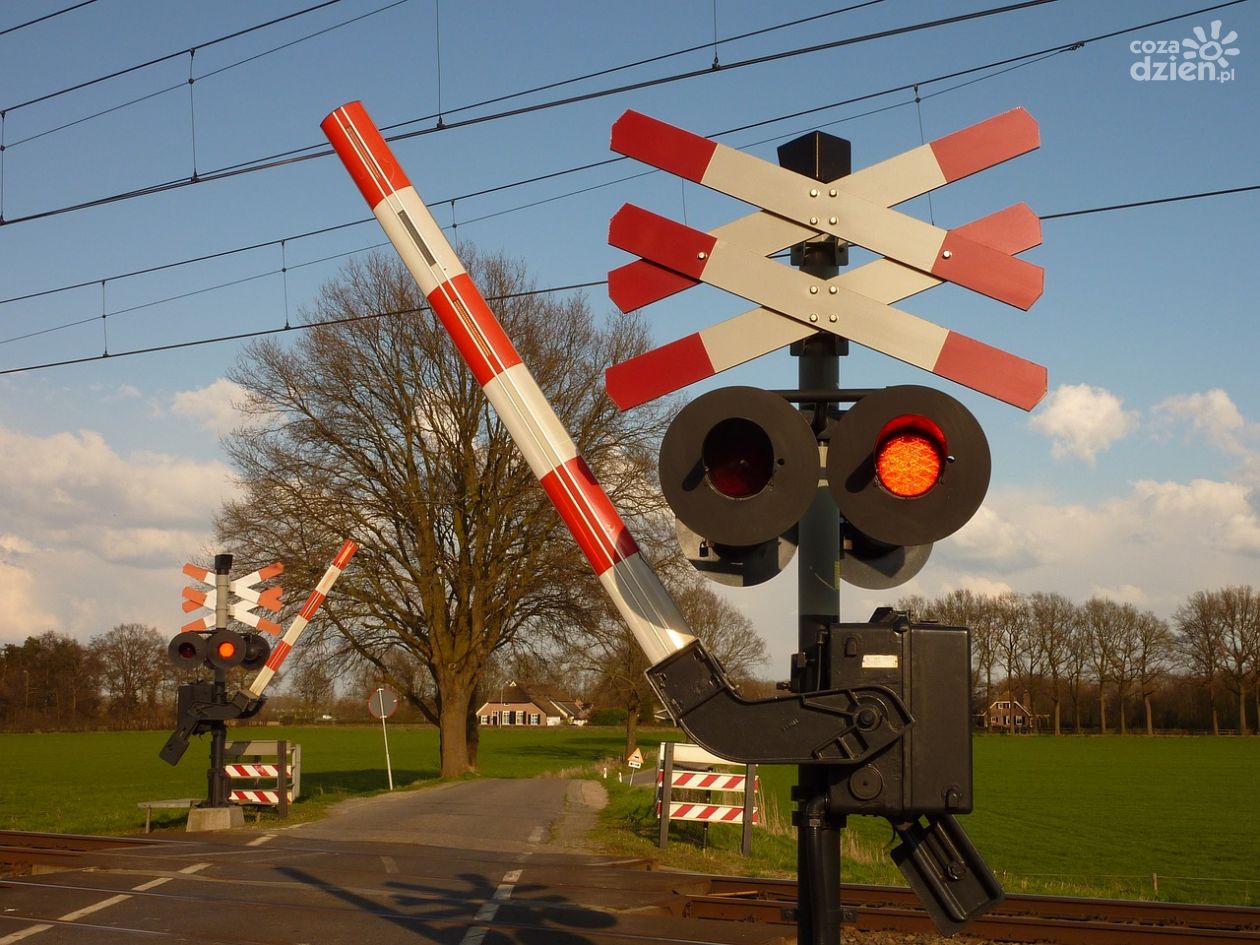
[676,874,1260,943]
[3,830,1257,944]
[0,829,169,873]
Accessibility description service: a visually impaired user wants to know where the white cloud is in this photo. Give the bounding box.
[1152,388,1259,457]
[169,378,252,436]
[0,421,237,642]
[0,559,58,636]
[922,477,1260,618]
[1030,383,1138,462]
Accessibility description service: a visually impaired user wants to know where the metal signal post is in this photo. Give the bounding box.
[782,131,849,945]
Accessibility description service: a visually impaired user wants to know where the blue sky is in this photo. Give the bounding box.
[0,0,1256,671]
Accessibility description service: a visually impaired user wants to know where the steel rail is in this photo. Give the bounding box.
[677,876,1260,942]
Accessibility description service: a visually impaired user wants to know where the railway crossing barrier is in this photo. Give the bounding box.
[223,740,300,817]
[657,741,759,855]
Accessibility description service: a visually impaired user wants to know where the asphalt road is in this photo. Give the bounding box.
[0,779,790,945]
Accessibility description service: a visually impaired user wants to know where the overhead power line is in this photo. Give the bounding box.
[0,0,1243,310]
[0,0,1070,230]
[0,0,101,38]
[0,182,1254,377]
[1,0,352,114]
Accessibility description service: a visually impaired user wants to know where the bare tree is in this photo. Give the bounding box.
[1029,592,1079,735]
[1108,602,1141,736]
[90,623,166,725]
[1133,610,1173,735]
[1083,597,1122,734]
[994,593,1030,734]
[216,249,670,776]
[1175,590,1227,734]
[1215,586,1260,735]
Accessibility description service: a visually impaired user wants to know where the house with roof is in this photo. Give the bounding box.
[476,682,589,727]
[979,695,1038,731]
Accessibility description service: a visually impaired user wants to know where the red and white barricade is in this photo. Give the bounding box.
[223,740,300,817]
[657,742,760,854]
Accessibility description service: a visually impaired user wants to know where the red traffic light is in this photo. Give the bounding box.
[207,630,246,669]
[875,417,946,499]
[827,385,990,550]
[168,631,209,670]
[659,386,817,549]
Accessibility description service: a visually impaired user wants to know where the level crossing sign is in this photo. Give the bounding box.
[627,747,645,769]
[603,109,1048,412]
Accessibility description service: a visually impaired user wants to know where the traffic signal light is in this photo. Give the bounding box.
[659,386,818,586]
[827,385,990,588]
[658,384,989,589]
[167,630,271,672]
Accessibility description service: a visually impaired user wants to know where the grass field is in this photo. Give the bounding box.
[0,725,645,835]
[1,726,1256,904]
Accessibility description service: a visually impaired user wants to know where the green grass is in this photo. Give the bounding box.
[0,725,652,835]
[2,727,1257,905]
[595,734,1260,905]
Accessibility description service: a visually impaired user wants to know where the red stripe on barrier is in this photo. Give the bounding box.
[609,205,716,282]
[332,539,359,570]
[540,457,639,574]
[611,110,717,183]
[607,258,698,312]
[298,591,325,621]
[266,640,292,671]
[426,273,523,386]
[929,107,1038,183]
[934,332,1047,411]
[605,333,714,410]
[321,101,412,210]
[931,230,1043,310]
[953,204,1041,255]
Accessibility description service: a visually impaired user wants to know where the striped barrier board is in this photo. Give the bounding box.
[321,101,695,670]
[663,801,758,824]
[223,740,299,817]
[657,741,759,853]
[224,764,280,779]
[659,770,751,792]
[229,789,293,805]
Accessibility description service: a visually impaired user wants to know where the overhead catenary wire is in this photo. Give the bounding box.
[0,0,1074,231]
[0,0,1218,313]
[0,0,354,115]
[0,0,100,38]
[0,182,1254,377]
[4,0,413,151]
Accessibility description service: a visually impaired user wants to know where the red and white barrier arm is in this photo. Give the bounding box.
[321,101,695,666]
[247,539,358,699]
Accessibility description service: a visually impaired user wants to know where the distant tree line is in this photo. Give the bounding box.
[0,624,178,731]
[898,586,1260,735]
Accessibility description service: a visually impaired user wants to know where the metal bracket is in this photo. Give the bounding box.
[645,640,912,765]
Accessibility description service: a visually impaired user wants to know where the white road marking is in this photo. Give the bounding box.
[460,866,524,945]
[379,855,398,874]
[246,834,276,847]
[0,862,210,944]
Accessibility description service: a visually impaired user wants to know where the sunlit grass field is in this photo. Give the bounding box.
[1,726,1256,904]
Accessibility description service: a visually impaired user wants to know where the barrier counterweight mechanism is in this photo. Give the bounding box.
[322,101,1044,942]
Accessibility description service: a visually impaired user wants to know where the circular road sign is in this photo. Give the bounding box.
[368,687,399,720]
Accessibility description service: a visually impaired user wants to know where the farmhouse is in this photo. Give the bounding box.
[980,696,1036,731]
[475,682,588,727]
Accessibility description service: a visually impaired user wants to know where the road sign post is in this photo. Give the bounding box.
[369,686,399,791]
